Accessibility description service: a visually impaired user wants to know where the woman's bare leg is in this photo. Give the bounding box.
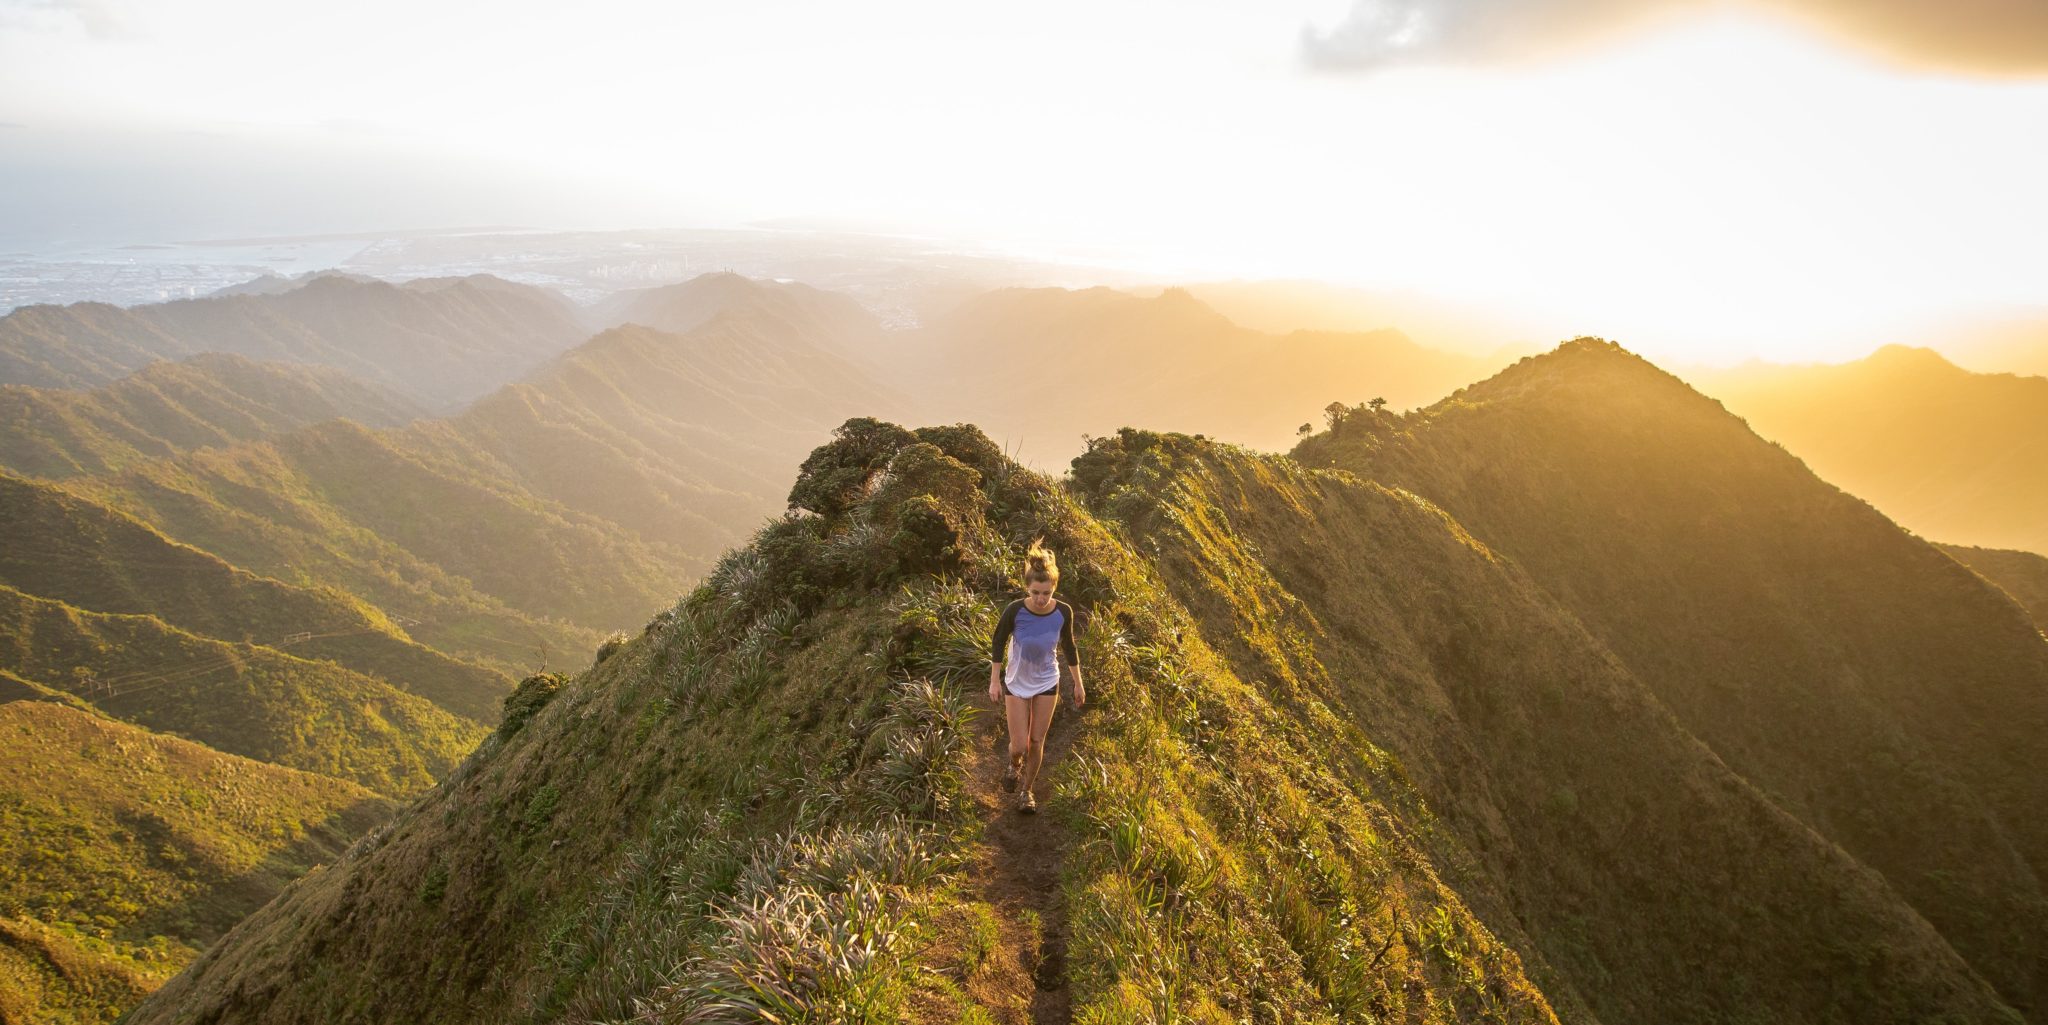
[1004,693,1031,782]
[1022,691,1059,795]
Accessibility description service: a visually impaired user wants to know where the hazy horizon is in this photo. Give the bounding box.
[5,0,2047,366]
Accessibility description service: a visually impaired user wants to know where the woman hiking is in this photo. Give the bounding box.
[987,540,1085,813]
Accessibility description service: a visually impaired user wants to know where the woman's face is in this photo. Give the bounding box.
[1025,578,1056,610]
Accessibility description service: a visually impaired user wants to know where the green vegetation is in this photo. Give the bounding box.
[119,420,1573,1024]
[0,471,511,721]
[47,427,648,675]
[0,352,422,480]
[0,702,390,1025]
[1295,338,2048,1019]
[30,336,2048,1025]
[0,584,487,796]
[1939,543,2048,634]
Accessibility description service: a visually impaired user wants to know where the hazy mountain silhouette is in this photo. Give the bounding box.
[0,274,585,408]
[1939,312,2048,378]
[206,270,377,298]
[1178,278,1546,363]
[1941,543,2048,633]
[889,284,1498,463]
[588,271,885,357]
[1691,344,2048,555]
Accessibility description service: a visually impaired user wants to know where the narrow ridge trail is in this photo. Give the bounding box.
[955,698,1084,1024]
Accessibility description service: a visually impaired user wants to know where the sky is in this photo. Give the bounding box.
[3,0,2046,364]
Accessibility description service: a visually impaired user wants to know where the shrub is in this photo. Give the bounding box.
[499,672,568,739]
[789,418,918,518]
[594,633,629,666]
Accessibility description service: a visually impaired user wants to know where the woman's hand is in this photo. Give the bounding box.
[1072,668,1086,707]
[988,663,1003,704]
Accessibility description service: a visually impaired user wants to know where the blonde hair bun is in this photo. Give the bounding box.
[1024,539,1060,584]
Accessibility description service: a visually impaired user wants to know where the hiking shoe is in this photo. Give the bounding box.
[1017,791,1038,814]
[1001,762,1019,793]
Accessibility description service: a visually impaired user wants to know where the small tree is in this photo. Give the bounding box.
[1323,401,1347,430]
[1296,422,1313,438]
[1369,397,1387,414]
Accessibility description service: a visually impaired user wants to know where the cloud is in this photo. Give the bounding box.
[1301,0,2048,75]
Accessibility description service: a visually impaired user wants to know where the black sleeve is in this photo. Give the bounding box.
[1058,601,1079,666]
[990,600,1022,663]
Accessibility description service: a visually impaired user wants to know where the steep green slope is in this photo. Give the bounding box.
[51,284,907,672]
[1298,338,2048,1018]
[124,422,1568,1025]
[0,353,423,480]
[0,472,511,721]
[0,701,390,1025]
[127,419,2028,1025]
[56,421,670,665]
[1941,544,2048,633]
[1691,345,2048,554]
[0,275,585,408]
[0,584,487,796]
[1077,429,2028,1024]
[457,305,909,549]
[0,303,179,391]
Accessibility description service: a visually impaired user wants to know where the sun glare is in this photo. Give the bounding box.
[1100,13,2048,366]
[3,3,2042,366]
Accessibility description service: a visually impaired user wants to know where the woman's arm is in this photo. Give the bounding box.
[1060,602,1084,706]
[988,601,1019,703]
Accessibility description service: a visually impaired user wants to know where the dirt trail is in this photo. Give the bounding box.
[956,697,1083,1024]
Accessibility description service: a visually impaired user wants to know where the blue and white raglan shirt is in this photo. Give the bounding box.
[989,598,1078,698]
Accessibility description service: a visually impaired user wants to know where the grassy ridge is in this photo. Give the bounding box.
[0,353,423,480]
[123,422,1568,1024]
[125,416,2037,1024]
[0,701,390,1025]
[1297,338,2048,1017]
[55,427,645,674]
[0,584,487,796]
[1076,428,2023,1024]
[0,471,512,720]
[1941,544,2048,634]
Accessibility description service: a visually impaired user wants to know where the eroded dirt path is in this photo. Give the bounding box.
[956,696,1083,1025]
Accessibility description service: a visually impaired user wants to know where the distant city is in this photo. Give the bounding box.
[0,226,1163,325]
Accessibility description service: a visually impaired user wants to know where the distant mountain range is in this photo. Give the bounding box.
[0,274,587,409]
[1942,543,2048,633]
[1691,344,2048,555]
[884,284,1503,463]
[0,353,423,479]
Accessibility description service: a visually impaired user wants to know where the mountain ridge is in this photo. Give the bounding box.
[125,397,2042,1023]
[1298,336,2048,1017]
